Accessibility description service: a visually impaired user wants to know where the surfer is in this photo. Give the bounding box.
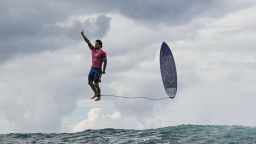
[81,30,107,101]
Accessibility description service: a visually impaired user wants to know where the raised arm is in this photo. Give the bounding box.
[81,31,93,49]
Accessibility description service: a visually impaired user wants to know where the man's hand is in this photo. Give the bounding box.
[81,30,93,48]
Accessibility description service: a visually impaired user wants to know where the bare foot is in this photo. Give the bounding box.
[91,95,97,99]
[95,97,101,101]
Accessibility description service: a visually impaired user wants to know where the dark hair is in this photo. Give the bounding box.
[96,39,102,48]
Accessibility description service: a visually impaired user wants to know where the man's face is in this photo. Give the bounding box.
[95,42,101,49]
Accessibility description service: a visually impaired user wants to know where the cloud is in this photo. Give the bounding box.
[1,0,251,63]
[74,0,253,25]
[0,13,111,62]
[0,0,111,63]
[0,46,88,133]
[73,108,123,132]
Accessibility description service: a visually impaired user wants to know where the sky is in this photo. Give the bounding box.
[0,0,256,134]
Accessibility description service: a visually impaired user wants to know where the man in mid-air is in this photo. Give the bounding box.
[81,30,107,101]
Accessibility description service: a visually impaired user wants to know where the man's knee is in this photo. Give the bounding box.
[94,82,99,87]
[94,82,99,86]
[88,81,93,85]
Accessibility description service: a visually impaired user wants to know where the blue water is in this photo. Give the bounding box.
[1,125,256,144]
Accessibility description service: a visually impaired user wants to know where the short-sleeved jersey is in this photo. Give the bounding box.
[91,46,107,68]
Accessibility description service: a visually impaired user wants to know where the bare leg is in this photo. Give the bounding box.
[88,81,97,99]
[94,82,101,101]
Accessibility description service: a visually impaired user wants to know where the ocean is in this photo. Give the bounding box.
[1,125,256,144]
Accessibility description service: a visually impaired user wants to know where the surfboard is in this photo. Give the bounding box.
[160,42,177,98]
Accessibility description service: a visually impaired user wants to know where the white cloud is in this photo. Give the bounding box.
[0,46,88,133]
[73,108,123,132]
